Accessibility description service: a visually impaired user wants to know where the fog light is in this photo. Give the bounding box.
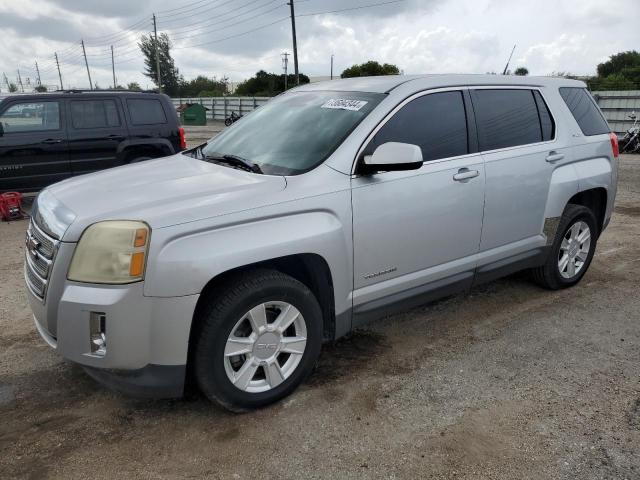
[90,312,106,356]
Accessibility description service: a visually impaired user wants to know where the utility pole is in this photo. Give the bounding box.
[80,40,93,89]
[54,52,63,90]
[282,52,289,90]
[152,14,162,92]
[35,61,42,87]
[287,0,299,85]
[330,54,334,80]
[17,69,24,92]
[502,44,516,75]
[111,45,117,89]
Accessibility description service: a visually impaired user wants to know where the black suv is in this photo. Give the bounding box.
[0,90,185,193]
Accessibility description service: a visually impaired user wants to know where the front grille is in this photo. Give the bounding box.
[24,220,59,301]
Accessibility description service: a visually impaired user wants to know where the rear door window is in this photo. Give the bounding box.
[365,90,468,162]
[472,89,542,151]
[0,101,60,132]
[559,87,610,136]
[70,100,120,129]
[533,91,555,141]
[127,98,167,125]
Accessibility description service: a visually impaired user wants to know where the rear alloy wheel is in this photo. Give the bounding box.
[531,204,598,290]
[193,270,323,411]
[557,220,591,279]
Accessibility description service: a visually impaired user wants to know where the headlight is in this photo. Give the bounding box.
[68,221,150,284]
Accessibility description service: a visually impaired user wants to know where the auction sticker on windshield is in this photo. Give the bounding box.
[321,99,368,111]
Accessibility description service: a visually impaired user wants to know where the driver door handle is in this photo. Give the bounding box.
[546,151,565,163]
[453,168,480,182]
[41,138,62,144]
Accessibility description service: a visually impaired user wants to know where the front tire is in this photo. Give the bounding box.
[531,204,598,290]
[193,270,323,412]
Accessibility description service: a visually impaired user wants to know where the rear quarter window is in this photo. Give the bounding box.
[559,87,610,136]
[127,98,167,125]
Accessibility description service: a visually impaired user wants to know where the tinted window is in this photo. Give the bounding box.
[533,91,555,141]
[473,89,542,151]
[0,101,60,132]
[559,87,609,136]
[127,99,167,125]
[70,100,120,129]
[365,91,468,162]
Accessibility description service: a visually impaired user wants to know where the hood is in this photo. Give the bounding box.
[46,153,287,241]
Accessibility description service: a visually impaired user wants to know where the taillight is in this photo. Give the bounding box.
[609,132,619,158]
[178,127,186,150]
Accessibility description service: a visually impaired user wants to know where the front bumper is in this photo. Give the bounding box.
[83,364,187,398]
[29,276,199,398]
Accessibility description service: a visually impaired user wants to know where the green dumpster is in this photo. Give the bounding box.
[178,103,208,126]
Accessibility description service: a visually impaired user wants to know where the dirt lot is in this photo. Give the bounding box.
[1,156,639,479]
[183,122,226,147]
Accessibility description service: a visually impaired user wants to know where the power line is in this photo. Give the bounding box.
[169,3,286,41]
[173,16,289,50]
[156,0,212,15]
[161,0,280,34]
[297,0,406,17]
[156,0,239,24]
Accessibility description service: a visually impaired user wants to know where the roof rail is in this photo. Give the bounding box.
[54,89,160,94]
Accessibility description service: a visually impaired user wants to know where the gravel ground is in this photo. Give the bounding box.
[183,122,226,147]
[1,155,639,479]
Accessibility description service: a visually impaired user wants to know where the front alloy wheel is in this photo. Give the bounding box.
[193,270,323,411]
[224,302,307,393]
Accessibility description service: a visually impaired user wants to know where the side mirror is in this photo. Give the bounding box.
[361,142,423,174]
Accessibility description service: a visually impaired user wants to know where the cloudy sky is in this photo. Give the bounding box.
[0,0,638,91]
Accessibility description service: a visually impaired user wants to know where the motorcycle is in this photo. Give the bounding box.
[620,112,640,153]
[224,111,242,127]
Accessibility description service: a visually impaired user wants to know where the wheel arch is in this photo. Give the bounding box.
[567,187,608,235]
[118,140,175,163]
[186,253,337,375]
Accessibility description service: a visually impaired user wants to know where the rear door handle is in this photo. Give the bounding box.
[545,151,565,163]
[453,168,480,182]
[41,138,62,144]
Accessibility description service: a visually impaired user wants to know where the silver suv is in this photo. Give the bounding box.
[25,75,618,411]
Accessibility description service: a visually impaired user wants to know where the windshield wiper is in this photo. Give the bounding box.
[203,153,263,174]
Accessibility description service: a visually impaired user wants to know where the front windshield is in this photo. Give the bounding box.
[200,90,385,175]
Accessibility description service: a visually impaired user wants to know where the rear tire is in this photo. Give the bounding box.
[531,204,599,290]
[193,269,323,412]
[224,118,232,127]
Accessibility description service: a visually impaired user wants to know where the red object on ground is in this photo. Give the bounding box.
[0,192,25,221]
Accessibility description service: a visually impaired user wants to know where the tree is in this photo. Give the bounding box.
[514,67,529,76]
[234,70,310,96]
[179,75,228,97]
[127,82,142,91]
[34,85,47,92]
[139,33,182,95]
[341,61,400,78]
[597,51,640,83]
[8,83,17,92]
